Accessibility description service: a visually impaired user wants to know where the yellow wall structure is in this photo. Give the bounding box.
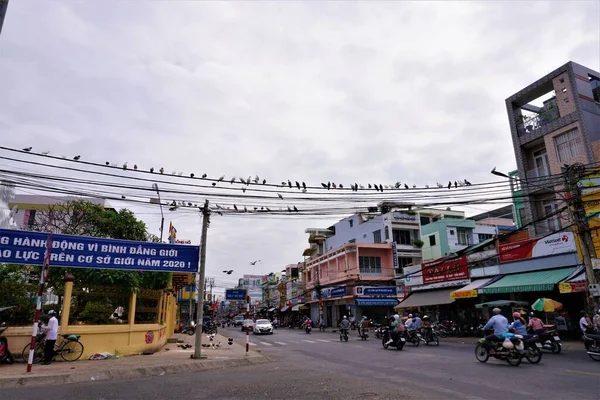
[576,169,600,257]
[4,279,178,359]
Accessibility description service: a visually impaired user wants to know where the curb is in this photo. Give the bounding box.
[0,356,272,389]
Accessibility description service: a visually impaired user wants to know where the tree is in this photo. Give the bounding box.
[23,200,170,320]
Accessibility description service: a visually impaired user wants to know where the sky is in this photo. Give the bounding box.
[0,1,599,292]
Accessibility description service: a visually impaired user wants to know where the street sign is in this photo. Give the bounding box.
[0,228,199,273]
[225,289,246,301]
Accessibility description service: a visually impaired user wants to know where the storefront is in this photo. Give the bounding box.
[354,286,399,323]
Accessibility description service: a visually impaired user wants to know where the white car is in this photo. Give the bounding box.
[253,319,274,335]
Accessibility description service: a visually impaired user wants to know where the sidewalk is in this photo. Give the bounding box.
[0,333,270,389]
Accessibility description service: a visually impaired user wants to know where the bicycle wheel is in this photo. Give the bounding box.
[22,342,44,364]
[60,340,84,362]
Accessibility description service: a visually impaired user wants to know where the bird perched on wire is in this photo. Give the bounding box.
[23,147,32,152]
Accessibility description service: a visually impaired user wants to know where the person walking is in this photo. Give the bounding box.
[43,310,59,365]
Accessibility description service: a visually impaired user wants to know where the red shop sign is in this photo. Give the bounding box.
[422,255,469,284]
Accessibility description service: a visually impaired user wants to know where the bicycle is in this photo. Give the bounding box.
[22,332,84,363]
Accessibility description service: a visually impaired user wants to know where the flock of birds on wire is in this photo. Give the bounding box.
[16,147,475,216]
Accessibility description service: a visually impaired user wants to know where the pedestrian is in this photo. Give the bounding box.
[555,312,568,333]
[43,310,59,365]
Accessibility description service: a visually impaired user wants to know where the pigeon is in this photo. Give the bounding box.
[464,179,472,186]
[178,172,183,176]
[105,161,110,166]
[359,185,365,189]
[253,175,259,183]
[212,182,216,186]
[295,181,301,190]
[171,171,177,175]
[379,184,384,192]
[190,173,194,178]
[287,206,292,212]
[425,184,429,188]
[368,184,372,189]
[321,183,327,188]
[278,193,283,199]
[412,185,416,188]
[123,163,128,170]
[293,206,298,212]
[266,207,271,212]
[244,206,247,212]
[121,195,126,199]
[134,164,138,170]
[223,270,234,274]
[302,182,307,190]
[448,181,452,189]
[247,176,252,185]
[202,173,207,178]
[250,260,260,265]
[457,181,464,187]
[23,147,32,152]
[454,181,458,188]
[262,179,267,185]
[239,177,246,184]
[160,168,164,174]
[288,180,292,188]
[332,182,337,189]
[218,175,225,182]
[73,155,81,161]
[233,204,238,211]
[339,184,344,189]
[395,182,401,189]
[404,184,409,189]
[242,187,246,193]
[327,182,331,190]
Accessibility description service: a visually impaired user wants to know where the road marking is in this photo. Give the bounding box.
[274,341,287,346]
[258,341,273,346]
[564,369,600,378]
[315,339,331,343]
[248,342,257,346]
[302,339,317,343]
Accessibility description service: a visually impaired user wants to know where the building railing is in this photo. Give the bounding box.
[516,107,560,137]
[526,165,551,180]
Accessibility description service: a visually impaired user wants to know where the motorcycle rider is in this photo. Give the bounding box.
[385,314,403,345]
[405,314,414,330]
[359,316,371,337]
[528,312,545,335]
[339,315,351,338]
[422,315,432,341]
[482,307,509,349]
[304,316,312,330]
[509,312,528,336]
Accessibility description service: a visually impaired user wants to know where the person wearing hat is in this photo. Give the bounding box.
[43,310,59,365]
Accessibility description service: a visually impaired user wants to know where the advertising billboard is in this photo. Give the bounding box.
[404,256,469,286]
[498,232,576,263]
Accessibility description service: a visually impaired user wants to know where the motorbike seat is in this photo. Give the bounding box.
[62,334,80,340]
[586,333,600,341]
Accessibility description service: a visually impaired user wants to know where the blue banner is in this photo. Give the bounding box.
[355,298,399,306]
[356,286,397,296]
[0,228,199,273]
[330,286,346,297]
[225,289,246,301]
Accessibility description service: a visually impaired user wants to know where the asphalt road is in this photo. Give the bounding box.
[4,327,600,400]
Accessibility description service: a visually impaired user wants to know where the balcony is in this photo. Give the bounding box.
[516,107,560,137]
[526,165,551,180]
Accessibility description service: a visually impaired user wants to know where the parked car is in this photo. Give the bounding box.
[233,315,244,327]
[241,319,255,332]
[253,319,274,335]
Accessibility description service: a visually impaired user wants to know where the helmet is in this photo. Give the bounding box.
[492,308,501,314]
[394,314,400,320]
[362,316,367,320]
[48,310,56,315]
[408,314,413,318]
[423,315,430,320]
[512,312,521,318]
[343,315,347,319]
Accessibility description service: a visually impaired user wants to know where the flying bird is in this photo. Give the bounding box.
[250,260,261,265]
[23,147,32,152]
[223,270,234,275]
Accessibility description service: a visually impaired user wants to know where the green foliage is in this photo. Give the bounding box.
[413,239,424,248]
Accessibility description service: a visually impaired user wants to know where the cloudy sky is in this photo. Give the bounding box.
[0,1,598,292]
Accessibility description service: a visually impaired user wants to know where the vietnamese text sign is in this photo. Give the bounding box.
[225,289,246,301]
[422,255,469,284]
[0,228,199,272]
[330,286,346,297]
[355,286,397,296]
[498,232,575,263]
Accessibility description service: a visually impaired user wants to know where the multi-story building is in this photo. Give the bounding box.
[238,274,263,306]
[7,194,114,232]
[505,61,600,237]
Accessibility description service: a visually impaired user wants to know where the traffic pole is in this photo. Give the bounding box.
[245,293,250,355]
[26,233,53,372]
[193,200,210,359]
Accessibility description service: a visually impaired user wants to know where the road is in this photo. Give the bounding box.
[4,326,600,399]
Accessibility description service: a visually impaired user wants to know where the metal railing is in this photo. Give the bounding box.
[516,107,560,136]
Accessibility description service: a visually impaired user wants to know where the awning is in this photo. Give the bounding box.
[478,267,578,295]
[394,288,455,309]
[356,298,399,307]
[450,278,496,299]
[475,300,528,309]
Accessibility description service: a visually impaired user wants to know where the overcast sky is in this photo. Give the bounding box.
[0,1,598,292]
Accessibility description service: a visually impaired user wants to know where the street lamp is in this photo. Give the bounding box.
[151,183,165,242]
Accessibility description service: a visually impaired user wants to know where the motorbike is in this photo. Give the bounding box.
[381,327,406,351]
[0,322,15,364]
[339,328,349,342]
[373,324,383,340]
[406,330,422,347]
[534,328,562,354]
[475,333,524,367]
[305,325,312,334]
[583,332,600,362]
[359,327,369,341]
[422,328,440,346]
[181,322,196,335]
[521,335,543,364]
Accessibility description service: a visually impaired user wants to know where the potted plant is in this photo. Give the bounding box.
[413,239,424,248]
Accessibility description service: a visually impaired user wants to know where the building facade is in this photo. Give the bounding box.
[505,61,600,237]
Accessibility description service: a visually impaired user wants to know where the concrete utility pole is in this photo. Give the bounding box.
[0,0,9,37]
[193,200,210,359]
[207,278,215,303]
[564,164,600,311]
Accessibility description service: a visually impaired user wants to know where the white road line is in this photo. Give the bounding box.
[248,342,257,346]
[302,339,317,343]
[258,341,273,346]
[274,341,287,346]
[315,339,331,343]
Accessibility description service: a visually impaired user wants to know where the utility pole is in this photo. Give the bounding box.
[208,278,215,303]
[315,266,323,328]
[565,164,600,311]
[193,199,210,359]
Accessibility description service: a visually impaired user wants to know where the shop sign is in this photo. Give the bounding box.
[450,289,478,299]
[355,286,397,296]
[422,255,469,284]
[498,232,575,263]
[330,286,346,297]
[558,281,588,294]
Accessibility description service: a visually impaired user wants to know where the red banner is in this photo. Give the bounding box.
[422,255,469,284]
[498,232,575,263]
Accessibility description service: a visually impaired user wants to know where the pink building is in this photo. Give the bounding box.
[303,243,397,326]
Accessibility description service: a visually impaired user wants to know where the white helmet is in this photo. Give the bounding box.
[394,314,400,320]
[408,314,413,318]
[343,315,347,319]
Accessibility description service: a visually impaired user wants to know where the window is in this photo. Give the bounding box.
[449,229,455,236]
[373,230,382,243]
[359,256,382,274]
[384,226,389,241]
[428,235,436,246]
[349,219,354,228]
[27,210,36,226]
[457,229,470,245]
[478,233,493,242]
[396,257,412,275]
[555,129,582,162]
[393,229,412,245]
[420,216,430,226]
[348,239,356,243]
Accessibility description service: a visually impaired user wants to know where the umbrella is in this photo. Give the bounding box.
[531,298,563,312]
[0,306,15,313]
